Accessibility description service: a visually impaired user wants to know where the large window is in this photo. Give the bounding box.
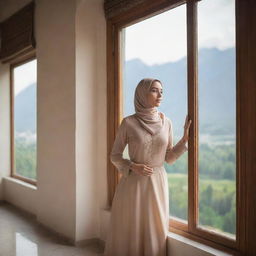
[106,0,256,254]
[120,0,236,243]
[11,57,37,185]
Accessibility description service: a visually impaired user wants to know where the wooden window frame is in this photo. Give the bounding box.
[106,0,256,255]
[10,52,37,186]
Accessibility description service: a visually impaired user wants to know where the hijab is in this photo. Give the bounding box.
[134,78,165,135]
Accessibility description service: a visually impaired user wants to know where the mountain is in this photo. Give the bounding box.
[123,47,236,137]
[14,47,235,139]
[14,83,36,133]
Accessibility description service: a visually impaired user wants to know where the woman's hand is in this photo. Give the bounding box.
[130,163,153,176]
[182,114,192,143]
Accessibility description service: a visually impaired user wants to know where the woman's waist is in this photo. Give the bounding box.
[131,160,164,168]
[148,164,164,169]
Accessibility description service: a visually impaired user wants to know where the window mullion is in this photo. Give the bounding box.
[107,21,120,207]
[187,0,198,234]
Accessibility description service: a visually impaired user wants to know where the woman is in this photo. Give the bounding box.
[104,78,192,256]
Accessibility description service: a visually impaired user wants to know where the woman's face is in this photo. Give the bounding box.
[147,81,163,107]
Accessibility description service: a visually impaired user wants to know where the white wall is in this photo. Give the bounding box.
[75,0,107,242]
[0,0,107,243]
[36,0,77,240]
[0,63,10,201]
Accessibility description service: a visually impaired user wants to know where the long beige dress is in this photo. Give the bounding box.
[104,113,187,256]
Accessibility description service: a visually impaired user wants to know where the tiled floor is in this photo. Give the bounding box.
[0,202,104,256]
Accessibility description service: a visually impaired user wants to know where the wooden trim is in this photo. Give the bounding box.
[10,54,37,187]
[236,0,256,254]
[110,0,186,28]
[235,0,245,252]
[192,226,236,249]
[10,59,15,182]
[106,21,120,206]
[104,0,145,19]
[245,0,256,250]
[170,218,188,232]
[186,0,198,236]
[12,174,36,186]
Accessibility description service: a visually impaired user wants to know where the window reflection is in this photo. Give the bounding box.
[16,232,38,256]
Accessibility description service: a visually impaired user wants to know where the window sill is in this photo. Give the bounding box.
[4,176,37,190]
[2,176,37,215]
[167,232,232,256]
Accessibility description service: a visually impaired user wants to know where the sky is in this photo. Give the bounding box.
[14,59,37,96]
[14,0,235,93]
[124,0,235,65]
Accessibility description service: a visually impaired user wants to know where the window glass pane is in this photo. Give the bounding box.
[198,0,236,238]
[13,59,37,180]
[121,5,188,222]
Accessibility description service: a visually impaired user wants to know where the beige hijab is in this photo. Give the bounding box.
[134,78,165,135]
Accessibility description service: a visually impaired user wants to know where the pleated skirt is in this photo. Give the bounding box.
[104,166,169,256]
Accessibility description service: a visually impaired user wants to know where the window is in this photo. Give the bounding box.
[106,0,256,254]
[197,0,236,238]
[10,57,37,185]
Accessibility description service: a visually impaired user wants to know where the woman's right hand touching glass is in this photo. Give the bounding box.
[130,163,153,176]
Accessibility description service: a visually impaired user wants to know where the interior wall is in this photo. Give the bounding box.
[75,0,107,242]
[0,0,108,242]
[0,63,10,201]
[0,0,32,21]
[36,0,77,240]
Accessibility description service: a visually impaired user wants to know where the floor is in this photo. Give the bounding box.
[0,202,104,256]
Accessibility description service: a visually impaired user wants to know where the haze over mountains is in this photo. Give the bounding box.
[123,47,236,137]
[15,83,36,133]
[15,47,235,141]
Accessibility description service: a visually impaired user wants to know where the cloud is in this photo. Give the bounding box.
[14,59,37,96]
[124,0,235,65]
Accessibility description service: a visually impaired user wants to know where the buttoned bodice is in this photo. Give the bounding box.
[110,113,188,177]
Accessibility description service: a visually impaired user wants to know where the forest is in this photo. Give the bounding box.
[14,137,36,180]
[165,143,236,236]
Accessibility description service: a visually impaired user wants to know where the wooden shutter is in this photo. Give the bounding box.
[0,1,36,63]
[104,0,146,18]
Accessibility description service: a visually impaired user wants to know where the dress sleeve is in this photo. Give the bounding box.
[165,118,188,165]
[110,118,133,177]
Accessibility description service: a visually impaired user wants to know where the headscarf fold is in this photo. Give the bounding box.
[134,78,165,135]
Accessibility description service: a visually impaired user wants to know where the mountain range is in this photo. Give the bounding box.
[15,83,36,133]
[123,47,236,136]
[15,47,235,139]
